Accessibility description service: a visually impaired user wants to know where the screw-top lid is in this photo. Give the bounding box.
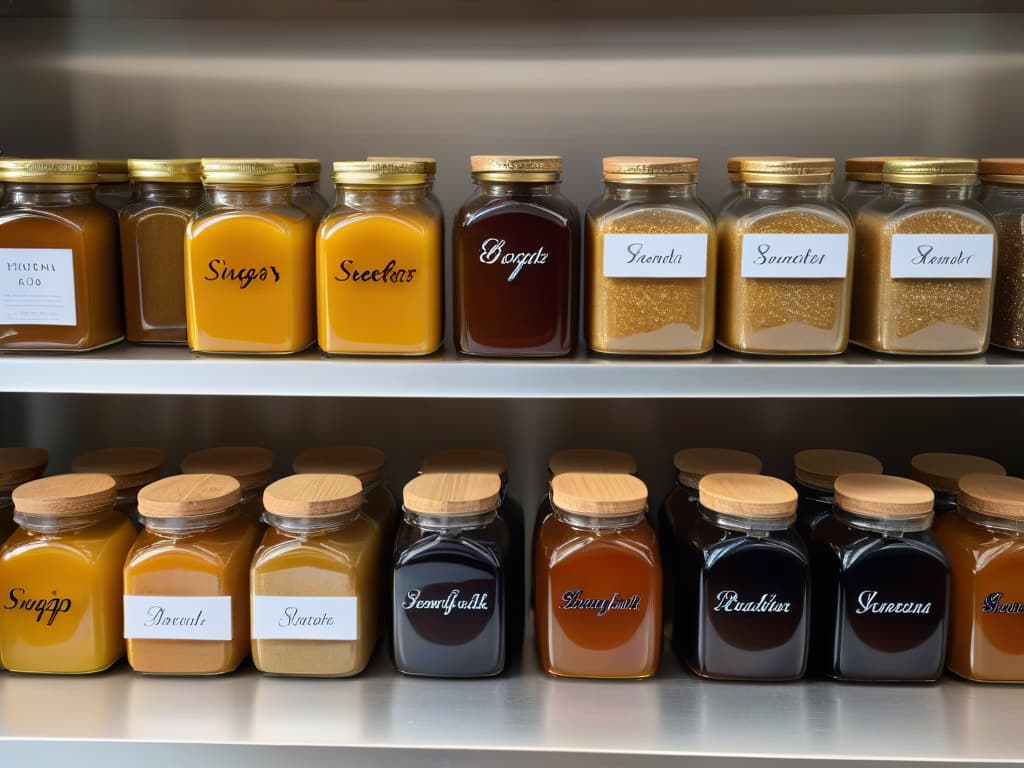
[12,473,117,516]
[137,474,241,518]
[403,472,502,516]
[979,158,1024,185]
[698,473,797,521]
[367,156,437,177]
[882,157,978,186]
[200,158,299,185]
[293,445,385,485]
[94,159,130,183]
[127,158,203,183]
[285,158,321,184]
[548,448,637,476]
[833,474,934,518]
[739,157,834,185]
[0,158,98,184]
[420,449,508,480]
[602,156,698,184]
[793,449,883,491]
[470,155,562,182]
[958,474,1024,520]
[180,446,274,491]
[71,447,164,491]
[550,472,648,517]
[911,452,1006,495]
[0,447,48,491]
[845,156,908,183]
[263,474,363,518]
[332,160,429,186]
[673,448,762,490]
[726,156,794,182]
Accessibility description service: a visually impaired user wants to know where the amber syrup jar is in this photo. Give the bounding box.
[792,448,883,538]
[912,452,1005,515]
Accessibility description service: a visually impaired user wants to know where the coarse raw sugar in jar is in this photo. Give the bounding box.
[792,448,883,537]
[586,156,715,355]
[912,452,1006,515]
[0,447,48,542]
[716,157,854,355]
[72,446,165,525]
[980,158,1024,350]
[851,158,997,355]
[180,445,275,523]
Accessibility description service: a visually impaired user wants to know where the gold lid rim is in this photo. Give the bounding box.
[128,158,203,183]
[0,158,99,183]
[200,158,300,185]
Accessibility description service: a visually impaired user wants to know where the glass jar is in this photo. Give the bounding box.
[0,473,136,673]
[536,472,661,678]
[120,159,204,344]
[251,474,382,677]
[792,448,883,537]
[718,156,744,213]
[71,446,165,525]
[585,156,715,355]
[124,473,261,675]
[810,474,948,682]
[367,156,442,222]
[674,473,809,681]
[185,158,315,354]
[980,158,1024,350]
[852,158,997,354]
[0,447,48,543]
[911,452,1005,515]
[935,474,1024,682]
[180,445,274,523]
[317,161,443,355]
[393,472,509,677]
[841,157,894,218]
[94,159,132,211]
[717,157,854,355]
[289,159,328,220]
[454,155,579,357]
[0,158,123,351]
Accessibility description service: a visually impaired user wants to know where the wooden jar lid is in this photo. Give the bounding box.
[71,447,164,490]
[674,448,762,489]
[293,445,385,484]
[420,449,508,479]
[263,474,363,517]
[137,474,241,518]
[550,472,648,517]
[548,449,637,476]
[403,472,502,516]
[911,452,1006,494]
[180,446,273,490]
[958,474,1024,520]
[0,447,48,491]
[833,474,934,518]
[12,473,116,516]
[698,473,797,520]
[794,449,883,491]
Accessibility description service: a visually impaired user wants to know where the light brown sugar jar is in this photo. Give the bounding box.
[979,158,1024,351]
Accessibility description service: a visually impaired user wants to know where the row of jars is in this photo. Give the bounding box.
[2,154,1022,357]
[1,444,1022,682]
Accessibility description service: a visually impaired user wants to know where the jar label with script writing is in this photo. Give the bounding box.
[602,234,708,278]
[889,234,995,279]
[740,234,849,279]
[0,248,77,325]
[479,237,550,283]
[252,595,358,640]
[123,595,232,640]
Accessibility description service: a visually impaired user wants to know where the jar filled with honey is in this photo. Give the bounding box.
[71,447,164,525]
[289,159,328,220]
[0,474,136,673]
[536,472,662,679]
[0,447,48,543]
[251,474,382,677]
[124,474,261,675]
[792,448,883,537]
[911,452,1006,514]
[0,158,123,351]
[180,446,274,523]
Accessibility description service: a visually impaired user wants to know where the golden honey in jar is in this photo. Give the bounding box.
[180,446,274,523]
[71,447,164,525]
[0,447,48,543]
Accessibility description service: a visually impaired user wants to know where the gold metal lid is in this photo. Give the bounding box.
[834,474,934,518]
[0,447,48,491]
[550,472,648,517]
[71,447,165,491]
[470,155,562,182]
[367,156,437,177]
[845,156,905,183]
[911,452,1006,494]
[793,449,883,491]
[403,472,502,516]
[958,474,1024,520]
[128,158,203,183]
[0,158,99,184]
[698,473,797,521]
[739,157,835,185]
[980,158,1024,185]
[200,158,300,185]
[293,445,385,485]
[180,446,274,491]
[548,449,637,476]
[332,160,429,186]
[673,448,762,490]
[283,158,321,184]
[137,474,241,518]
[12,473,117,516]
[882,157,978,186]
[602,156,698,184]
[94,159,130,183]
[420,449,509,481]
[263,474,363,518]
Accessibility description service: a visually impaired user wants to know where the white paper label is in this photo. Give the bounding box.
[740,234,849,279]
[124,596,232,640]
[0,248,77,325]
[602,233,708,278]
[890,234,995,279]
[252,596,358,640]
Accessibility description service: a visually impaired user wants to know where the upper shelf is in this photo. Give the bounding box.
[2,344,1023,398]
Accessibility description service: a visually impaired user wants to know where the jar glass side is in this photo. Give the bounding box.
[980,182,1024,350]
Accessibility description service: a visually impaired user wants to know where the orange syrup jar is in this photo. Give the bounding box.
[0,474,136,673]
[124,474,261,675]
[71,446,165,525]
[251,474,382,677]
[180,446,274,523]
[0,447,49,543]
[535,472,662,679]
[937,474,1024,682]
[185,158,315,354]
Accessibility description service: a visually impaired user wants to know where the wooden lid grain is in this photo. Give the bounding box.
[674,448,762,489]
[548,449,637,476]
[420,449,508,478]
[293,445,385,484]
[264,474,363,517]
[71,447,164,490]
[834,474,934,518]
[794,449,883,491]
[0,447,48,491]
[403,472,502,516]
[911,452,1006,494]
[958,474,1024,520]
[180,446,273,490]
[698,473,797,519]
[12,473,116,516]
[550,472,648,517]
[137,474,241,518]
